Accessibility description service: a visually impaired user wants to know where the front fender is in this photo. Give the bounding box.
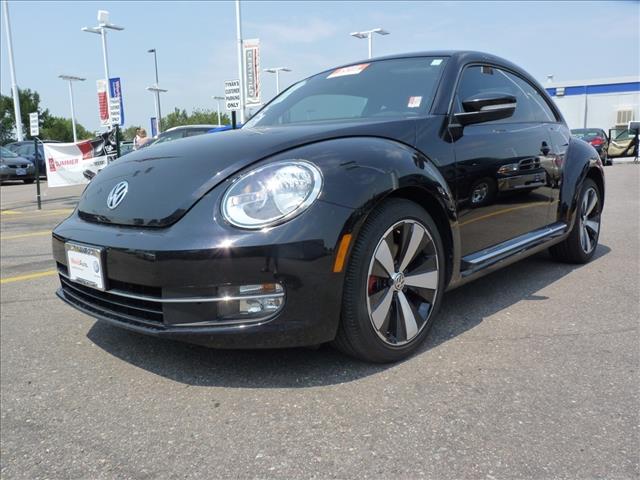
[276,136,457,282]
[558,138,604,229]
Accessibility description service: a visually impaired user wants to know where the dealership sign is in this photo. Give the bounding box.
[96,78,125,126]
[43,132,117,187]
[243,38,261,105]
[109,77,125,126]
[224,79,241,111]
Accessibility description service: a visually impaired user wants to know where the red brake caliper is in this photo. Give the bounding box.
[368,276,378,295]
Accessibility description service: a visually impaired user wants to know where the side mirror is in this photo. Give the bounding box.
[454,92,516,126]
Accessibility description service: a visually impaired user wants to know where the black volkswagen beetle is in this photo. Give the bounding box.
[52,51,604,363]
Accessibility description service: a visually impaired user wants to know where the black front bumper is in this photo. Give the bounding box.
[52,194,354,348]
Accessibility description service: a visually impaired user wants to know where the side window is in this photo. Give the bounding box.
[456,65,557,123]
[17,144,34,156]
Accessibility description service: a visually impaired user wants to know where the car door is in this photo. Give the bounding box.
[452,65,557,257]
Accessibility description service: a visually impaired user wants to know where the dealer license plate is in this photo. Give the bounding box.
[65,242,105,290]
[16,168,26,176]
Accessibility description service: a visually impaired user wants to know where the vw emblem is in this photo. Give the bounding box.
[107,181,128,209]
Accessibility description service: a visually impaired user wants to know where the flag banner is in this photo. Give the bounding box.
[44,131,117,187]
[243,38,261,105]
[97,80,109,126]
[109,77,125,126]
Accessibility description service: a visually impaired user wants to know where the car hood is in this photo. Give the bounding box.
[77,119,419,227]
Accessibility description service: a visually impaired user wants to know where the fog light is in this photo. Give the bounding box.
[217,283,285,321]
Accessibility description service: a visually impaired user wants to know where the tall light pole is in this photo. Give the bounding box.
[59,75,86,142]
[147,48,164,132]
[264,67,291,94]
[82,10,124,126]
[3,1,24,141]
[350,28,389,59]
[147,86,168,135]
[235,0,246,123]
[212,96,225,125]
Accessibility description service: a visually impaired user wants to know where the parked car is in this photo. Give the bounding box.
[0,146,35,184]
[570,128,610,165]
[52,51,604,363]
[119,141,134,156]
[143,125,222,148]
[5,140,60,177]
[607,127,638,159]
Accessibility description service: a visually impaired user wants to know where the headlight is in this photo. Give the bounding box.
[221,160,322,229]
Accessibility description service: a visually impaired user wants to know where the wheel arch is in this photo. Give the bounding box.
[384,186,455,285]
[558,137,605,229]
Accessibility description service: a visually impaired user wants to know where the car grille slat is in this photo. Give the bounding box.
[60,276,163,315]
[59,274,164,326]
[61,287,164,330]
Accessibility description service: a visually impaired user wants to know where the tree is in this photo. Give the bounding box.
[0,88,51,144]
[122,125,141,141]
[162,107,229,131]
[40,116,91,143]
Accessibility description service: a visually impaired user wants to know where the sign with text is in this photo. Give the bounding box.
[29,112,39,137]
[224,79,241,111]
[150,117,158,137]
[44,132,117,187]
[109,77,125,126]
[243,38,261,105]
[109,98,121,126]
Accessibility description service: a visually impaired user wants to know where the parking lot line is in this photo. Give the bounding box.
[0,269,57,284]
[0,230,51,241]
[0,209,73,221]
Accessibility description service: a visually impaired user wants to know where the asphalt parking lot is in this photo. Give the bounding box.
[1,164,638,479]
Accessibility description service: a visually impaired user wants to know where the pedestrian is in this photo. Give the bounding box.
[133,128,150,150]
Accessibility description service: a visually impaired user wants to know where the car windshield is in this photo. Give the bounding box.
[571,129,604,139]
[0,146,18,158]
[245,57,448,127]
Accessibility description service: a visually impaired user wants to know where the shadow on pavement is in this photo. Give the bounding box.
[87,244,611,388]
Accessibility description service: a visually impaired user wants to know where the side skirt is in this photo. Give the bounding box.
[446,222,567,291]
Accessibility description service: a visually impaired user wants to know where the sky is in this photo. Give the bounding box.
[1,0,639,133]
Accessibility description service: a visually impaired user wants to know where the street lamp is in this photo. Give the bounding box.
[212,96,225,126]
[264,67,291,94]
[58,75,86,142]
[350,28,389,59]
[147,86,168,135]
[82,10,124,126]
[147,48,166,133]
[2,1,24,141]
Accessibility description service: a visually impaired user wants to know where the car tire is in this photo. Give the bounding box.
[549,178,602,264]
[333,199,446,363]
[23,179,35,184]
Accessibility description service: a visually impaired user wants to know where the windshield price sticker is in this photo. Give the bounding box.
[327,63,370,79]
[408,96,422,108]
[431,59,443,66]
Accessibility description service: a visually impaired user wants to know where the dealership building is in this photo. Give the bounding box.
[544,76,639,132]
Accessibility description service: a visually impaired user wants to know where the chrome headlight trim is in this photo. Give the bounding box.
[220,160,323,229]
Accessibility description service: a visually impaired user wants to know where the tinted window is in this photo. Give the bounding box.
[246,57,447,127]
[185,128,210,137]
[17,144,34,156]
[456,65,557,123]
[153,130,184,144]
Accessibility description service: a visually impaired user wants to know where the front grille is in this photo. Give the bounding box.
[59,273,164,328]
